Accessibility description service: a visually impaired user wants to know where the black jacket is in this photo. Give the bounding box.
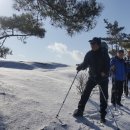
[79,48,110,78]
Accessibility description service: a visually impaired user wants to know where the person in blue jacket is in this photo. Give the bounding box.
[111,50,127,106]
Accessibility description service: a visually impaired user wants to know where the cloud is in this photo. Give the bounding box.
[48,42,68,54]
[70,50,84,61]
[48,42,84,61]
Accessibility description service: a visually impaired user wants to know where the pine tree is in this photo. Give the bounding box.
[0,0,103,58]
[101,19,130,56]
[13,0,103,35]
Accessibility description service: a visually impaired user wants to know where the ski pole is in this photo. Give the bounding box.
[56,71,78,118]
[98,85,120,130]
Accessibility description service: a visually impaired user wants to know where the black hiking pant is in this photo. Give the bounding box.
[78,77,109,117]
[123,73,130,96]
[111,80,124,104]
[124,78,128,96]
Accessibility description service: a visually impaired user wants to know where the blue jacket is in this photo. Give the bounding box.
[111,56,127,81]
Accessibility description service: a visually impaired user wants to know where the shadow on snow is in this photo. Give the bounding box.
[0,61,68,70]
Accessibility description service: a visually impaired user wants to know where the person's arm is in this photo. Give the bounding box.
[76,52,90,72]
[110,57,116,74]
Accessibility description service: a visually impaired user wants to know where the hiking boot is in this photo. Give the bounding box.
[100,112,106,123]
[111,102,116,107]
[100,115,106,123]
[100,117,106,123]
[73,109,83,117]
[117,102,123,107]
[125,93,128,97]
[112,103,116,107]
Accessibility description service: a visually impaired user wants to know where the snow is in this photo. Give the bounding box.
[0,61,130,130]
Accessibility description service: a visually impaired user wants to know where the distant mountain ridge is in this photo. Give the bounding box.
[0,60,69,70]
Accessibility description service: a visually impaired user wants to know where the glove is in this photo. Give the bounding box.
[76,65,82,72]
[110,65,116,72]
[101,72,106,77]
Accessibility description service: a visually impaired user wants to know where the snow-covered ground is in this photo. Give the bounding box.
[0,61,130,130]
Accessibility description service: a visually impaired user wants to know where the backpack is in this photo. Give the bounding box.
[101,42,108,52]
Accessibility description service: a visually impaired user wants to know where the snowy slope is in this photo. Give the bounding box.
[0,61,130,130]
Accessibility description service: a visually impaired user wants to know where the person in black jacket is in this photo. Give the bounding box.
[73,37,110,123]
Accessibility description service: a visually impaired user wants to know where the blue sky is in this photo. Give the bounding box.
[0,0,130,65]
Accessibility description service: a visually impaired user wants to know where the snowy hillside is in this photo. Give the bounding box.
[0,61,130,130]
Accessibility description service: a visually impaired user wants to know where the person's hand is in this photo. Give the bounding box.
[101,72,106,77]
[110,65,116,72]
[76,65,82,72]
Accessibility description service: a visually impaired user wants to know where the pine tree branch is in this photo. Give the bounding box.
[0,34,32,40]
